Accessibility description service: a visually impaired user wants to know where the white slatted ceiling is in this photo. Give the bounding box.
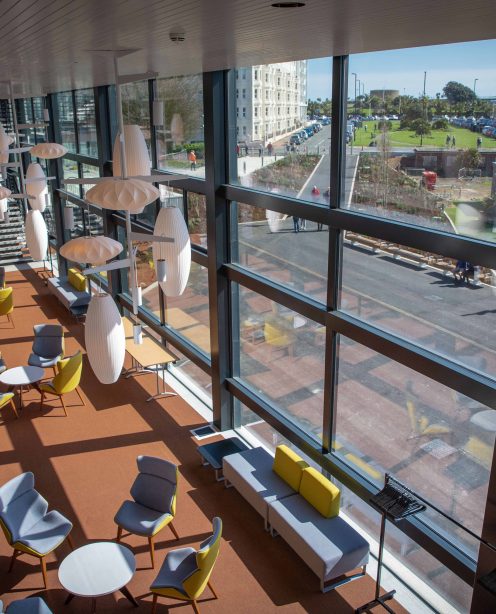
[0,0,493,97]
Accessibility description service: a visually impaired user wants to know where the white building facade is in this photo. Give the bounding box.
[236,61,307,145]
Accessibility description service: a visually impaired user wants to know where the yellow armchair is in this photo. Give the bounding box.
[151,517,222,613]
[0,287,14,327]
[0,393,18,420]
[39,351,84,416]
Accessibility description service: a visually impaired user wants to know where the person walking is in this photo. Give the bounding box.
[188,149,197,170]
[451,136,456,148]
[292,215,300,233]
[267,142,273,157]
[446,135,451,147]
[477,136,482,148]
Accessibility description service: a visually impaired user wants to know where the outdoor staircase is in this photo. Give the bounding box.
[0,199,26,264]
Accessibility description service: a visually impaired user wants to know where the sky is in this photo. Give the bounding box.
[307,39,496,100]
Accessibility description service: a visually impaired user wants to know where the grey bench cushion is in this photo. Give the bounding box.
[47,276,91,310]
[268,495,369,584]
[223,447,295,526]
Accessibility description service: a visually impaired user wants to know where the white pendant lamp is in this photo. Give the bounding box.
[153,206,191,297]
[25,163,48,211]
[0,125,10,164]
[112,125,151,177]
[29,142,67,159]
[86,177,159,213]
[63,206,75,230]
[0,186,11,200]
[0,198,7,220]
[84,293,125,384]
[60,236,123,265]
[25,210,48,261]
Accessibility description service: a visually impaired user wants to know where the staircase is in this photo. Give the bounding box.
[0,199,26,264]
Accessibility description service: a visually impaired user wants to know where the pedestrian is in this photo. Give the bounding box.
[286,143,290,153]
[299,217,306,230]
[311,185,320,197]
[451,136,456,148]
[267,142,273,157]
[445,135,451,147]
[364,124,367,132]
[236,144,240,157]
[453,259,466,282]
[188,149,197,170]
[259,146,263,157]
[292,215,300,233]
[477,136,482,148]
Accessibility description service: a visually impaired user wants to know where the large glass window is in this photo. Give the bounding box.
[346,41,496,242]
[121,81,151,151]
[237,285,325,436]
[341,230,496,381]
[187,192,207,248]
[156,74,204,179]
[231,60,331,202]
[233,202,327,302]
[334,336,493,558]
[75,89,97,157]
[56,92,76,153]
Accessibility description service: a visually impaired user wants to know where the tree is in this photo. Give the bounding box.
[443,81,476,107]
[458,148,482,170]
[410,118,431,136]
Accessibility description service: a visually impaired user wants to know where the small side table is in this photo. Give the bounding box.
[0,366,45,409]
[58,542,138,612]
[197,436,249,481]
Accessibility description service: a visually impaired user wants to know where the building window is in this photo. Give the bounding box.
[236,107,239,118]
[242,89,246,98]
[255,125,258,135]
[236,89,239,99]
[254,107,258,117]
[243,126,246,135]
[254,69,258,80]
[242,107,246,118]
[254,89,258,99]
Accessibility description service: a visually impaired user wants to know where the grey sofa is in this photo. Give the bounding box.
[223,446,369,592]
[47,275,90,313]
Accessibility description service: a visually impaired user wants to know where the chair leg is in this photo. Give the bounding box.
[169,521,180,540]
[76,386,85,406]
[116,526,123,542]
[148,535,155,568]
[67,533,75,550]
[39,391,45,411]
[60,396,68,417]
[9,399,18,419]
[151,593,158,614]
[208,580,218,599]
[191,600,200,614]
[40,556,48,588]
[7,313,14,328]
[8,549,20,572]
[53,366,57,376]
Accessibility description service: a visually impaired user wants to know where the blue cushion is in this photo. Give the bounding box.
[131,474,176,514]
[7,597,53,613]
[28,354,62,368]
[150,547,197,595]
[114,500,171,536]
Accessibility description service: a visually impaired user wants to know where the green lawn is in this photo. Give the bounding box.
[352,121,496,149]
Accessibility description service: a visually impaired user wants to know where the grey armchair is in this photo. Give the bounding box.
[0,472,74,588]
[27,324,64,373]
[6,597,53,613]
[114,455,180,568]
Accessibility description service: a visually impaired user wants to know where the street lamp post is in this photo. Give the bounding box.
[473,78,478,95]
[352,72,357,116]
[420,70,427,147]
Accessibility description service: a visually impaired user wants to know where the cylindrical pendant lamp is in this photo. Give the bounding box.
[170,113,184,146]
[25,210,48,261]
[153,206,191,297]
[29,142,67,159]
[84,293,125,384]
[153,101,164,127]
[112,125,151,177]
[156,259,167,282]
[43,108,50,122]
[0,125,11,164]
[63,206,75,231]
[26,163,48,211]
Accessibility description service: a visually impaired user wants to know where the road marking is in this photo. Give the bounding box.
[239,238,496,357]
[347,154,360,207]
[296,154,326,198]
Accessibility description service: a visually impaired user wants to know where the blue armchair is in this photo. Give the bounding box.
[0,473,74,588]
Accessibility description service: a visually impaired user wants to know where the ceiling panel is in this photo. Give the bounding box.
[0,0,493,97]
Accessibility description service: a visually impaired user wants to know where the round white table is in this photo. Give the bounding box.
[58,542,138,612]
[0,366,45,409]
[470,410,496,433]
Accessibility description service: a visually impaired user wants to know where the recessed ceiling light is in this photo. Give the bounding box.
[271,2,306,7]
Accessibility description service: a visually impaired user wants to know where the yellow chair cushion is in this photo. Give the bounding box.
[299,467,340,518]
[272,445,309,491]
[68,268,87,293]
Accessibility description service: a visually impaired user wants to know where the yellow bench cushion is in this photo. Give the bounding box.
[68,268,87,293]
[272,445,309,491]
[299,467,340,518]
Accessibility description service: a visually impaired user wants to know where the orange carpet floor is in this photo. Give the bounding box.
[0,267,407,613]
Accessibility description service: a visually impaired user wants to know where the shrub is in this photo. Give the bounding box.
[432,118,449,130]
[184,142,205,158]
[377,120,392,131]
[410,118,431,136]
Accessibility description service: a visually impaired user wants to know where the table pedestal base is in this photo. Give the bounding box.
[64,586,139,611]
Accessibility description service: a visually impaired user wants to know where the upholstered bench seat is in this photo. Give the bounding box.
[268,494,369,591]
[223,447,295,529]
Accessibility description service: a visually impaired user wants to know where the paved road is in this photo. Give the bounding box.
[238,219,496,375]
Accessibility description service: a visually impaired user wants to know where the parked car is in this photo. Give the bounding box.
[289,134,301,146]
